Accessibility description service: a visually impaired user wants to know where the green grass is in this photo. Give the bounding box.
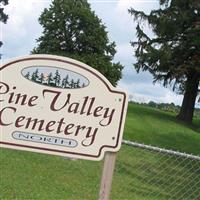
[0,103,200,199]
[0,149,102,200]
[111,145,200,200]
[124,103,200,155]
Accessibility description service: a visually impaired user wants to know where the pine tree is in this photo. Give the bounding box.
[53,70,61,87]
[47,72,53,85]
[35,69,39,82]
[39,73,45,83]
[76,78,80,88]
[25,72,30,79]
[31,69,39,82]
[70,79,75,88]
[0,0,9,48]
[32,0,123,86]
[62,74,69,88]
[129,0,200,123]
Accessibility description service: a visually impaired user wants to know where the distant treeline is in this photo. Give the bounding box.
[130,100,200,117]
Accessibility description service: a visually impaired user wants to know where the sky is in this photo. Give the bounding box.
[1,0,198,107]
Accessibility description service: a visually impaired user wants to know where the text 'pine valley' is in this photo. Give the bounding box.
[0,82,115,147]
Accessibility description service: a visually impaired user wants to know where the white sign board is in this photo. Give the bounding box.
[0,55,128,160]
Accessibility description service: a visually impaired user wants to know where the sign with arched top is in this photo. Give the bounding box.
[0,55,128,161]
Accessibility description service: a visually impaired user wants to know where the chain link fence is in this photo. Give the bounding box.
[110,140,200,200]
[1,140,200,199]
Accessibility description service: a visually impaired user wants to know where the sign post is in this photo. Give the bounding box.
[0,55,128,197]
[99,152,117,200]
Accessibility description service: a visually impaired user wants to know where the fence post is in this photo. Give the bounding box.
[98,152,117,200]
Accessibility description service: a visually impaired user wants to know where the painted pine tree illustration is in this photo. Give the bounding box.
[25,72,30,79]
[47,72,53,85]
[39,73,45,83]
[24,68,86,89]
[54,70,61,87]
[31,72,35,81]
[35,69,39,81]
[70,79,75,88]
[31,71,36,81]
[31,69,39,82]
[75,79,80,88]
[62,74,69,88]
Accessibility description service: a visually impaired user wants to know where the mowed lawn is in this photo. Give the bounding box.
[0,103,200,199]
[124,103,200,155]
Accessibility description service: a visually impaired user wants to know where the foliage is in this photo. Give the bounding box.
[0,0,8,48]
[32,0,123,86]
[148,101,179,113]
[129,0,200,90]
[132,100,200,117]
[129,0,200,123]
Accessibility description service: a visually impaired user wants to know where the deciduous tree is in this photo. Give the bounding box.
[32,0,123,86]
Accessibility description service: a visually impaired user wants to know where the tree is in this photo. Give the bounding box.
[0,0,9,48]
[25,72,30,79]
[47,72,53,85]
[62,74,69,88]
[129,0,200,123]
[76,78,80,88]
[32,69,39,82]
[31,69,39,82]
[32,0,123,86]
[70,79,75,88]
[53,70,61,86]
[39,73,45,83]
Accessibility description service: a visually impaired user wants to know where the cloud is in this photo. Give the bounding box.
[116,0,159,14]
[1,0,186,106]
[2,0,50,60]
[118,81,183,105]
[116,0,135,13]
[115,43,134,62]
[114,1,183,105]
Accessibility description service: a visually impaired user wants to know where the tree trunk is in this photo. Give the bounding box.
[177,72,199,124]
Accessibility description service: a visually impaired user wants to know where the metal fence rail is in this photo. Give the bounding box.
[110,140,200,200]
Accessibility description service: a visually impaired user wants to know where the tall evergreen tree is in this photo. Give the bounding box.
[39,73,45,83]
[47,72,53,85]
[0,0,9,48]
[70,79,75,88]
[129,0,200,123]
[25,72,30,79]
[62,74,69,88]
[76,78,80,88]
[32,0,123,86]
[31,69,39,82]
[53,70,61,86]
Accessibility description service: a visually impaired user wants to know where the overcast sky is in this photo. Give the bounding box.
[1,0,195,106]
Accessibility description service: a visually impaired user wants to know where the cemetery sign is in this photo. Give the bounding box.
[0,55,128,160]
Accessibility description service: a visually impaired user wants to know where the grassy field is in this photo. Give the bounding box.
[124,103,200,155]
[0,103,200,199]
